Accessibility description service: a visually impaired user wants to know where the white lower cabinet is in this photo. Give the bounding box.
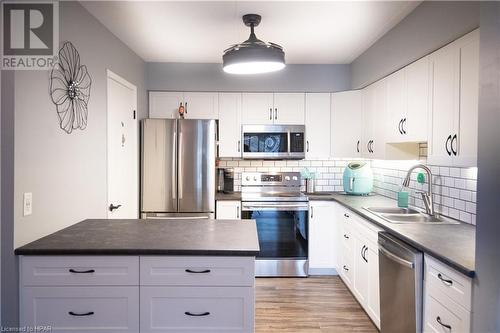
[335,203,382,329]
[216,200,241,219]
[424,255,472,333]
[21,286,139,332]
[20,255,255,333]
[308,201,338,274]
[140,286,254,333]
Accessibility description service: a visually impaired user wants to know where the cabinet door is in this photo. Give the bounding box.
[353,237,369,306]
[371,79,388,159]
[241,93,274,125]
[331,91,363,158]
[149,91,183,119]
[273,93,305,125]
[308,201,336,273]
[216,200,241,220]
[366,246,381,329]
[406,56,431,142]
[455,30,479,167]
[305,93,331,159]
[218,93,242,158]
[361,85,375,158]
[386,70,407,143]
[183,92,219,119]
[428,43,459,165]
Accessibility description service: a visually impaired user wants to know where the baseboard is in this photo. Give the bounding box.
[308,267,339,276]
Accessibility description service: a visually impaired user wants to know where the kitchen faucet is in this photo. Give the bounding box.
[402,164,435,216]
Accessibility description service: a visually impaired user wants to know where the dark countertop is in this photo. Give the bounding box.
[15,219,260,256]
[308,192,475,277]
[216,192,242,201]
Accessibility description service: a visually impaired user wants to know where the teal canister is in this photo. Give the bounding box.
[342,162,374,195]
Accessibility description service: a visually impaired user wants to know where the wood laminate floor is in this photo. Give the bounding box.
[256,276,378,333]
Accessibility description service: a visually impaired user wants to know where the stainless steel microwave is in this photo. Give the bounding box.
[242,125,305,160]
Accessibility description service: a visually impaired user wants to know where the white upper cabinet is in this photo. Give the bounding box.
[305,93,331,159]
[273,93,305,125]
[241,93,305,125]
[331,90,363,158]
[386,69,407,143]
[183,92,219,119]
[148,92,218,119]
[362,80,387,159]
[429,29,479,167]
[405,56,431,142]
[386,56,430,143]
[149,91,183,119]
[241,93,274,125]
[361,85,375,158]
[218,93,242,158]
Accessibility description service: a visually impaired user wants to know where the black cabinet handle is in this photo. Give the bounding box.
[343,265,349,271]
[185,269,211,274]
[185,311,210,317]
[356,140,360,153]
[369,140,374,153]
[69,311,94,317]
[69,269,95,274]
[445,135,452,156]
[343,234,349,239]
[307,141,310,152]
[398,119,403,134]
[109,204,121,212]
[344,213,350,218]
[437,273,453,285]
[436,316,452,330]
[274,108,278,120]
[361,245,366,260]
[451,134,458,156]
[237,140,241,153]
[363,246,368,263]
[185,102,188,114]
[402,118,407,134]
[269,108,272,120]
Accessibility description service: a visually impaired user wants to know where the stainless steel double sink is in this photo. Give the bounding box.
[364,206,460,224]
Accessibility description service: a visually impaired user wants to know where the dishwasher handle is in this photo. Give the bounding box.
[379,246,415,269]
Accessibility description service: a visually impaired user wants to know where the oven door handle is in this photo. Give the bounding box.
[242,204,309,211]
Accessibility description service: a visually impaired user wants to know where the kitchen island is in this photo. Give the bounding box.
[16,218,259,333]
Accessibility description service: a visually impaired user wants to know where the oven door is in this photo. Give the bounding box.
[241,202,308,260]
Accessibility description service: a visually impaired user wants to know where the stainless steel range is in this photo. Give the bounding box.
[241,172,309,277]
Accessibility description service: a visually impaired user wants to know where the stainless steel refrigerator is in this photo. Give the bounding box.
[141,118,216,219]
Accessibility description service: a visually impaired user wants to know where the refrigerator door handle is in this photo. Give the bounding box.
[178,129,183,199]
[172,123,177,200]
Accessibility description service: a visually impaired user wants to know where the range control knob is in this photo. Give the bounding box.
[292,176,298,181]
[246,176,250,181]
[285,176,291,181]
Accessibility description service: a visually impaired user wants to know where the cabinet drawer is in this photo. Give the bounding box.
[424,294,470,333]
[341,225,354,253]
[140,286,254,333]
[20,256,139,286]
[425,255,472,311]
[140,256,255,286]
[21,286,139,333]
[339,253,354,288]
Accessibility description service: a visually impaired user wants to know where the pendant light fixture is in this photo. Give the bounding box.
[223,14,285,74]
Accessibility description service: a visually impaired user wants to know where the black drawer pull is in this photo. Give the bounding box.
[69,269,95,274]
[185,269,211,274]
[69,311,94,317]
[438,273,453,285]
[343,265,349,271]
[436,316,452,330]
[344,213,350,218]
[343,234,349,239]
[185,311,210,317]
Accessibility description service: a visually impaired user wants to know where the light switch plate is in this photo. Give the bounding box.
[23,192,33,216]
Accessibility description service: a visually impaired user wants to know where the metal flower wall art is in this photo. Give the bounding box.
[49,41,92,134]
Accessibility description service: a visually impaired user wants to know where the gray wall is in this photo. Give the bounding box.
[472,2,500,332]
[147,63,351,92]
[2,1,146,326]
[351,1,480,88]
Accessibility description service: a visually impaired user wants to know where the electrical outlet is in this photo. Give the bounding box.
[23,192,33,216]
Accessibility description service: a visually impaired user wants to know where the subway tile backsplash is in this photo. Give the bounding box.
[218,158,478,225]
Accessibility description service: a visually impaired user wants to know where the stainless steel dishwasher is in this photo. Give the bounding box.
[378,232,423,333]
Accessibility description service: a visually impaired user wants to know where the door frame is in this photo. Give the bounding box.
[106,69,138,218]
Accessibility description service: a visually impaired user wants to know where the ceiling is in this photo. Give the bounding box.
[81,1,420,64]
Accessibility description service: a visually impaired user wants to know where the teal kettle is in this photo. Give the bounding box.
[343,162,373,195]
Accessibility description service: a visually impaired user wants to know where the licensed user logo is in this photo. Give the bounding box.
[1,1,59,70]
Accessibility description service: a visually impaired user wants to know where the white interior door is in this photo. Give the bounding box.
[107,70,138,218]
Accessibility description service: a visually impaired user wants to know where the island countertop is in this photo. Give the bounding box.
[15,218,260,256]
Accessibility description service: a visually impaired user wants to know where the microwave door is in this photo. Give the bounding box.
[141,119,177,213]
